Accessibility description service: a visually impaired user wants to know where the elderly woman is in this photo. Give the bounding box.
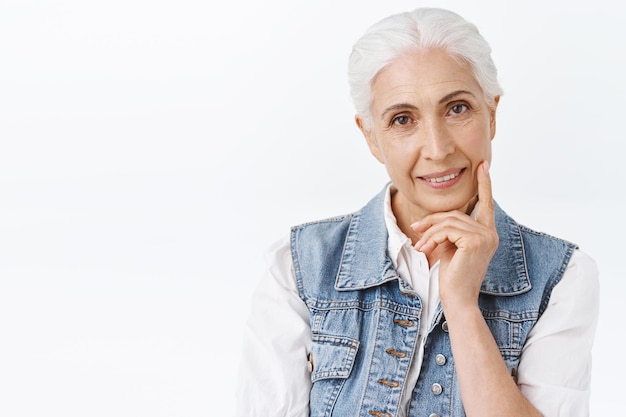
[236,7,598,417]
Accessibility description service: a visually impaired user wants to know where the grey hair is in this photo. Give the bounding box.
[348,8,503,128]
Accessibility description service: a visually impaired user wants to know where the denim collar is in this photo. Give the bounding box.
[334,186,531,296]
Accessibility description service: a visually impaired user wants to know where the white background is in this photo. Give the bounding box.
[0,0,623,415]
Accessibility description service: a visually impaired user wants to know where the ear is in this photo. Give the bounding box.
[489,95,500,140]
[356,115,384,164]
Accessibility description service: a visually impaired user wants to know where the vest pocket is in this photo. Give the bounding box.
[310,334,360,382]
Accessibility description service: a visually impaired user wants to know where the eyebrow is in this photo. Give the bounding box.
[380,90,477,119]
[438,90,476,104]
[380,103,419,119]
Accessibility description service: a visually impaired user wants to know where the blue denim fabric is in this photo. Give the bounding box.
[291,186,576,417]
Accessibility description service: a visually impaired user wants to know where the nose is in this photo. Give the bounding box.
[419,120,455,160]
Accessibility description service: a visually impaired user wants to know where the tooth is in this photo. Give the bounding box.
[427,172,459,183]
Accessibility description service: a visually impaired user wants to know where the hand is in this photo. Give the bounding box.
[411,161,498,308]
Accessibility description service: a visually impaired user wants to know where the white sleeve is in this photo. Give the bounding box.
[235,235,312,417]
[518,249,600,417]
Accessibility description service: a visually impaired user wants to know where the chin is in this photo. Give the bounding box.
[425,194,476,215]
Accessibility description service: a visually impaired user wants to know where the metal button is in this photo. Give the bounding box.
[441,321,449,332]
[429,414,441,417]
[431,383,443,395]
[307,353,314,373]
[435,354,446,366]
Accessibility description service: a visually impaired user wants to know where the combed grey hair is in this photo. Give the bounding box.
[348,8,503,128]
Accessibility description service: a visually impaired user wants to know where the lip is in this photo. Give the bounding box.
[418,168,466,189]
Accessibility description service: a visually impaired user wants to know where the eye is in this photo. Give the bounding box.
[448,103,469,115]
[391,115,413,126]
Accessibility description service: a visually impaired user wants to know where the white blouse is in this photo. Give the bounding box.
[236,188,599,417]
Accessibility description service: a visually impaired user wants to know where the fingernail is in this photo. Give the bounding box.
[483,160,490,173]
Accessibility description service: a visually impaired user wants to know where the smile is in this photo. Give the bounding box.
[423,170,463,183]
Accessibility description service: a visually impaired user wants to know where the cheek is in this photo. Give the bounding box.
[382,139,420,169]
[462,126,492,159]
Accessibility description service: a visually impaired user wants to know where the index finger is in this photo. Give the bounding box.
[476,160,495,228]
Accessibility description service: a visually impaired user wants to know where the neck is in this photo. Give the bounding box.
[390,189,426,247]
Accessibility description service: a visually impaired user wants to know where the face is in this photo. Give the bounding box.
[357,48,498,221]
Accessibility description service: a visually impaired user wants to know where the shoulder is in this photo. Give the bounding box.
[495,202,576,245]
[517,222,577,250]
[290,214,355,264]
[291,185,389,247]
[289,213,354,279]
[500,208,599,301]
[560,249,600,297]
[291,213,353,236]
[519,223,578,271]
[499,204,578,251]
[544,248,599,310]
[495,203,578,267]
[567,249,598,274]
[492,203,578,278]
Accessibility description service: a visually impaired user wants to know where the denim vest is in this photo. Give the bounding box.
[290,187,576,417]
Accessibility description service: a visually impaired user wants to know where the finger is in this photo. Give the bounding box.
[413,216,483,251]
[410,210,470,233]
[476,160,495,228]
[414,223,472,254]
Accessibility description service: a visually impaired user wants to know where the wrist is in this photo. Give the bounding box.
[441,298,481,322]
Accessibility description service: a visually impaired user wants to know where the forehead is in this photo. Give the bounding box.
[370,49,483,109]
